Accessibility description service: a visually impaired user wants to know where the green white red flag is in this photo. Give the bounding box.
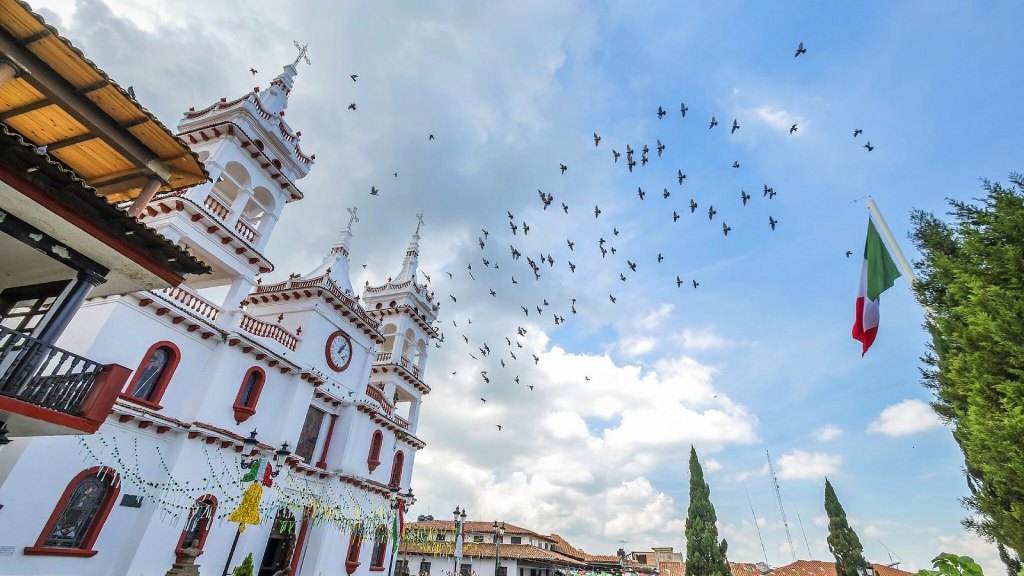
[852,219,901,355]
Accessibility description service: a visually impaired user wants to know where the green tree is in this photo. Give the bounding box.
[232,552,256,576]
[911,175,1024,573]
[824,479,868,576]
[684,446,729,576]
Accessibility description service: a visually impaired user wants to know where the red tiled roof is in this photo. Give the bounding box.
[549,534,586,561]
[406,520,552,541]
[398,541,584,567]
[659,561,684,576]
[585,554,623,565]
[771,561,916,576]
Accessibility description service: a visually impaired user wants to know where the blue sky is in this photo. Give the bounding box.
[32,0,1024,571]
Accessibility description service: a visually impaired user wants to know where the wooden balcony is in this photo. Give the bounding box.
[0,325,129,436]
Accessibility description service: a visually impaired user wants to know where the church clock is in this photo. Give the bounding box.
[325,330,353,372]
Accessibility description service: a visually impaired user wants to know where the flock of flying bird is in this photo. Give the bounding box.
[339,41,877,432]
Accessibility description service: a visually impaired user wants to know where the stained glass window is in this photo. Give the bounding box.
[44,476,109,548]
[131,347,170,400]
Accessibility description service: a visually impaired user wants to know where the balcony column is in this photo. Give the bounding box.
[218,276,256,330]
[253,212,279,251]
[407,399,422,434]
[34,270,106,346]
[127,177,164,218]
[225,188,251,228]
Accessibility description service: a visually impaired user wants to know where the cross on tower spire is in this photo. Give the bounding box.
[415,212,424,235]
[346,207,360,230]
[292,41,311,68]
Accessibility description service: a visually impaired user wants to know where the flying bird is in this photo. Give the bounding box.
[790,124,798,134]
[249,68,258,75]
[863,142,874,152]
[794,41,806,57]
[663,188,671,199]
[731,119,740,134]
[845,250,853,258]
[853,128,863,137]
[676,276,683,287]
[708,205,717,220]
[594,133,601,147]
[680,102,688,117]
[638,187,646,200]
[560,163,568,174]
[673,211,680,222]
[741,190,750,205]
[658,254,664,263]
[657,105,666,119]
[678,170,686,185]
[370,186,379,196]
[690,199,698,213]
[612,149,620,162]
[429,134,435,140]
[350,74,358,81]
[348,103,356,110]
[709,116,718,129]
[722,222,731,236]
[769,216,778,231]
[609,295,617,304]
[732,160,741,168]
[567,239,574,251]
[656,139,665,157]
[693,279,700,289]
[594,205,602,218]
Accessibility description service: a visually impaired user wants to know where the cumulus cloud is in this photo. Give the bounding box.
[775,450,843,480]
[815,424,843,441]
[868,399,944,436]
[750,105,805,134]
[678,328,731,351]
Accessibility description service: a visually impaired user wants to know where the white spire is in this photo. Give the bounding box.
[302,207,358,294]
[257,42,310,115]
[393,212,424,284]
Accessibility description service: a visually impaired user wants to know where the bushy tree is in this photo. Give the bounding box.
[911,175,1024,572]
[824,479,868,576]
[684,446,729,576]
[233,552,255,576]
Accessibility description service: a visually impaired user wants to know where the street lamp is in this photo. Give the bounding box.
[493,520,505,576]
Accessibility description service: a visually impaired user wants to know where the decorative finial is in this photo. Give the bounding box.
[292,41,311,68]
[346,206,360,230]
[415,212,424,234]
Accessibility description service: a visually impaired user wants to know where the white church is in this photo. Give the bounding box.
[0,48,438,576]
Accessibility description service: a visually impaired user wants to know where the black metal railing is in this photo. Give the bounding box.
[0,324,105,415]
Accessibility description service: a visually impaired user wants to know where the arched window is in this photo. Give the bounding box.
[345,524,364,575]
[232,367,265,424]
[389,451,405,488]
[176,495,218,556]
[123,341,180,409]
[367,430,383,473]
[25,467,120,557]
[370,524,388,570]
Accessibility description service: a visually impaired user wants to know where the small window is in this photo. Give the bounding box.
[498,568,508,576]
[460,564,472,576]
[370,525,388,569]
[177,496,217,554]
[124,342,180,408]
[346,525,363,563]
[295,406,326,464]
[473,535,484,543]
[25,467,120,556]
[389,451,405,487]
[419,561,432,575]
[510,536,522,545]
[367,430,384,472]
[232,367,265,424]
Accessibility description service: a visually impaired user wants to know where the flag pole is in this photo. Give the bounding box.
[865,197,916,290]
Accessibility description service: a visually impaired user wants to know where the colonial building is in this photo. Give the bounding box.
[0,4,437,576]
[0,0,208,443]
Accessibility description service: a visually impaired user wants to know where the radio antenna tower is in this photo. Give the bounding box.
[796,508,813,559]
[767,449,797,562]
[744,485,770,566]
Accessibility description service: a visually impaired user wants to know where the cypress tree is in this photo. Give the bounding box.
[685,446,730,576]
[824,479,868,576]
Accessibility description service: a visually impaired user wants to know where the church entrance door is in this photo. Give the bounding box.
[258,509,296,576]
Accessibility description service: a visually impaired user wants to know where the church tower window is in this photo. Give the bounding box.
[295,406,326,464]
[389,451,405,488]
[176,495,218,556]
[25,467,120,556]
[369,524,388,570]
[123,341,180,409]
[367,430,383,472]
[232,367,265,423]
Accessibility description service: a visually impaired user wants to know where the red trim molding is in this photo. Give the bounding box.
[24,466,121,557]
[389,451,405,488]
[291,507,312,575]
[315,413,339,469]
[367,430,383,473]
[120,340,182,410]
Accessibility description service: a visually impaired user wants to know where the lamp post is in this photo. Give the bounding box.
[492,521,505,576]
[453,507,462,576]
[223,429,262,576]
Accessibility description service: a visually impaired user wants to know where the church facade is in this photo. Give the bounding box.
[0,51,437,576]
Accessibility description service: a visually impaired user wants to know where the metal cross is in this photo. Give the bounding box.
[346,206,359,229]
[415,212,424,234]
[292,41,311,67]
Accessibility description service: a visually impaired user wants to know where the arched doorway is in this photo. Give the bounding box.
[258,509,297,576]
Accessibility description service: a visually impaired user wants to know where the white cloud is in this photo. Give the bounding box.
[815,424,843,441]
[638,304,674,330]
[868,399,944,437]
[750,105,805,134]
[678,328,731,351]
[704,458,722,472]
[619,335,657,358]
[776,450,843,480]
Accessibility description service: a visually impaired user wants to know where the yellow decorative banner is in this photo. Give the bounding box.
[228,482,264,531]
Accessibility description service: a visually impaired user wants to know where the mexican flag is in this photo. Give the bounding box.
[392,499,405,553]
[852,219,901,355]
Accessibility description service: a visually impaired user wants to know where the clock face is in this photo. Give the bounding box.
[325,330,353,372]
